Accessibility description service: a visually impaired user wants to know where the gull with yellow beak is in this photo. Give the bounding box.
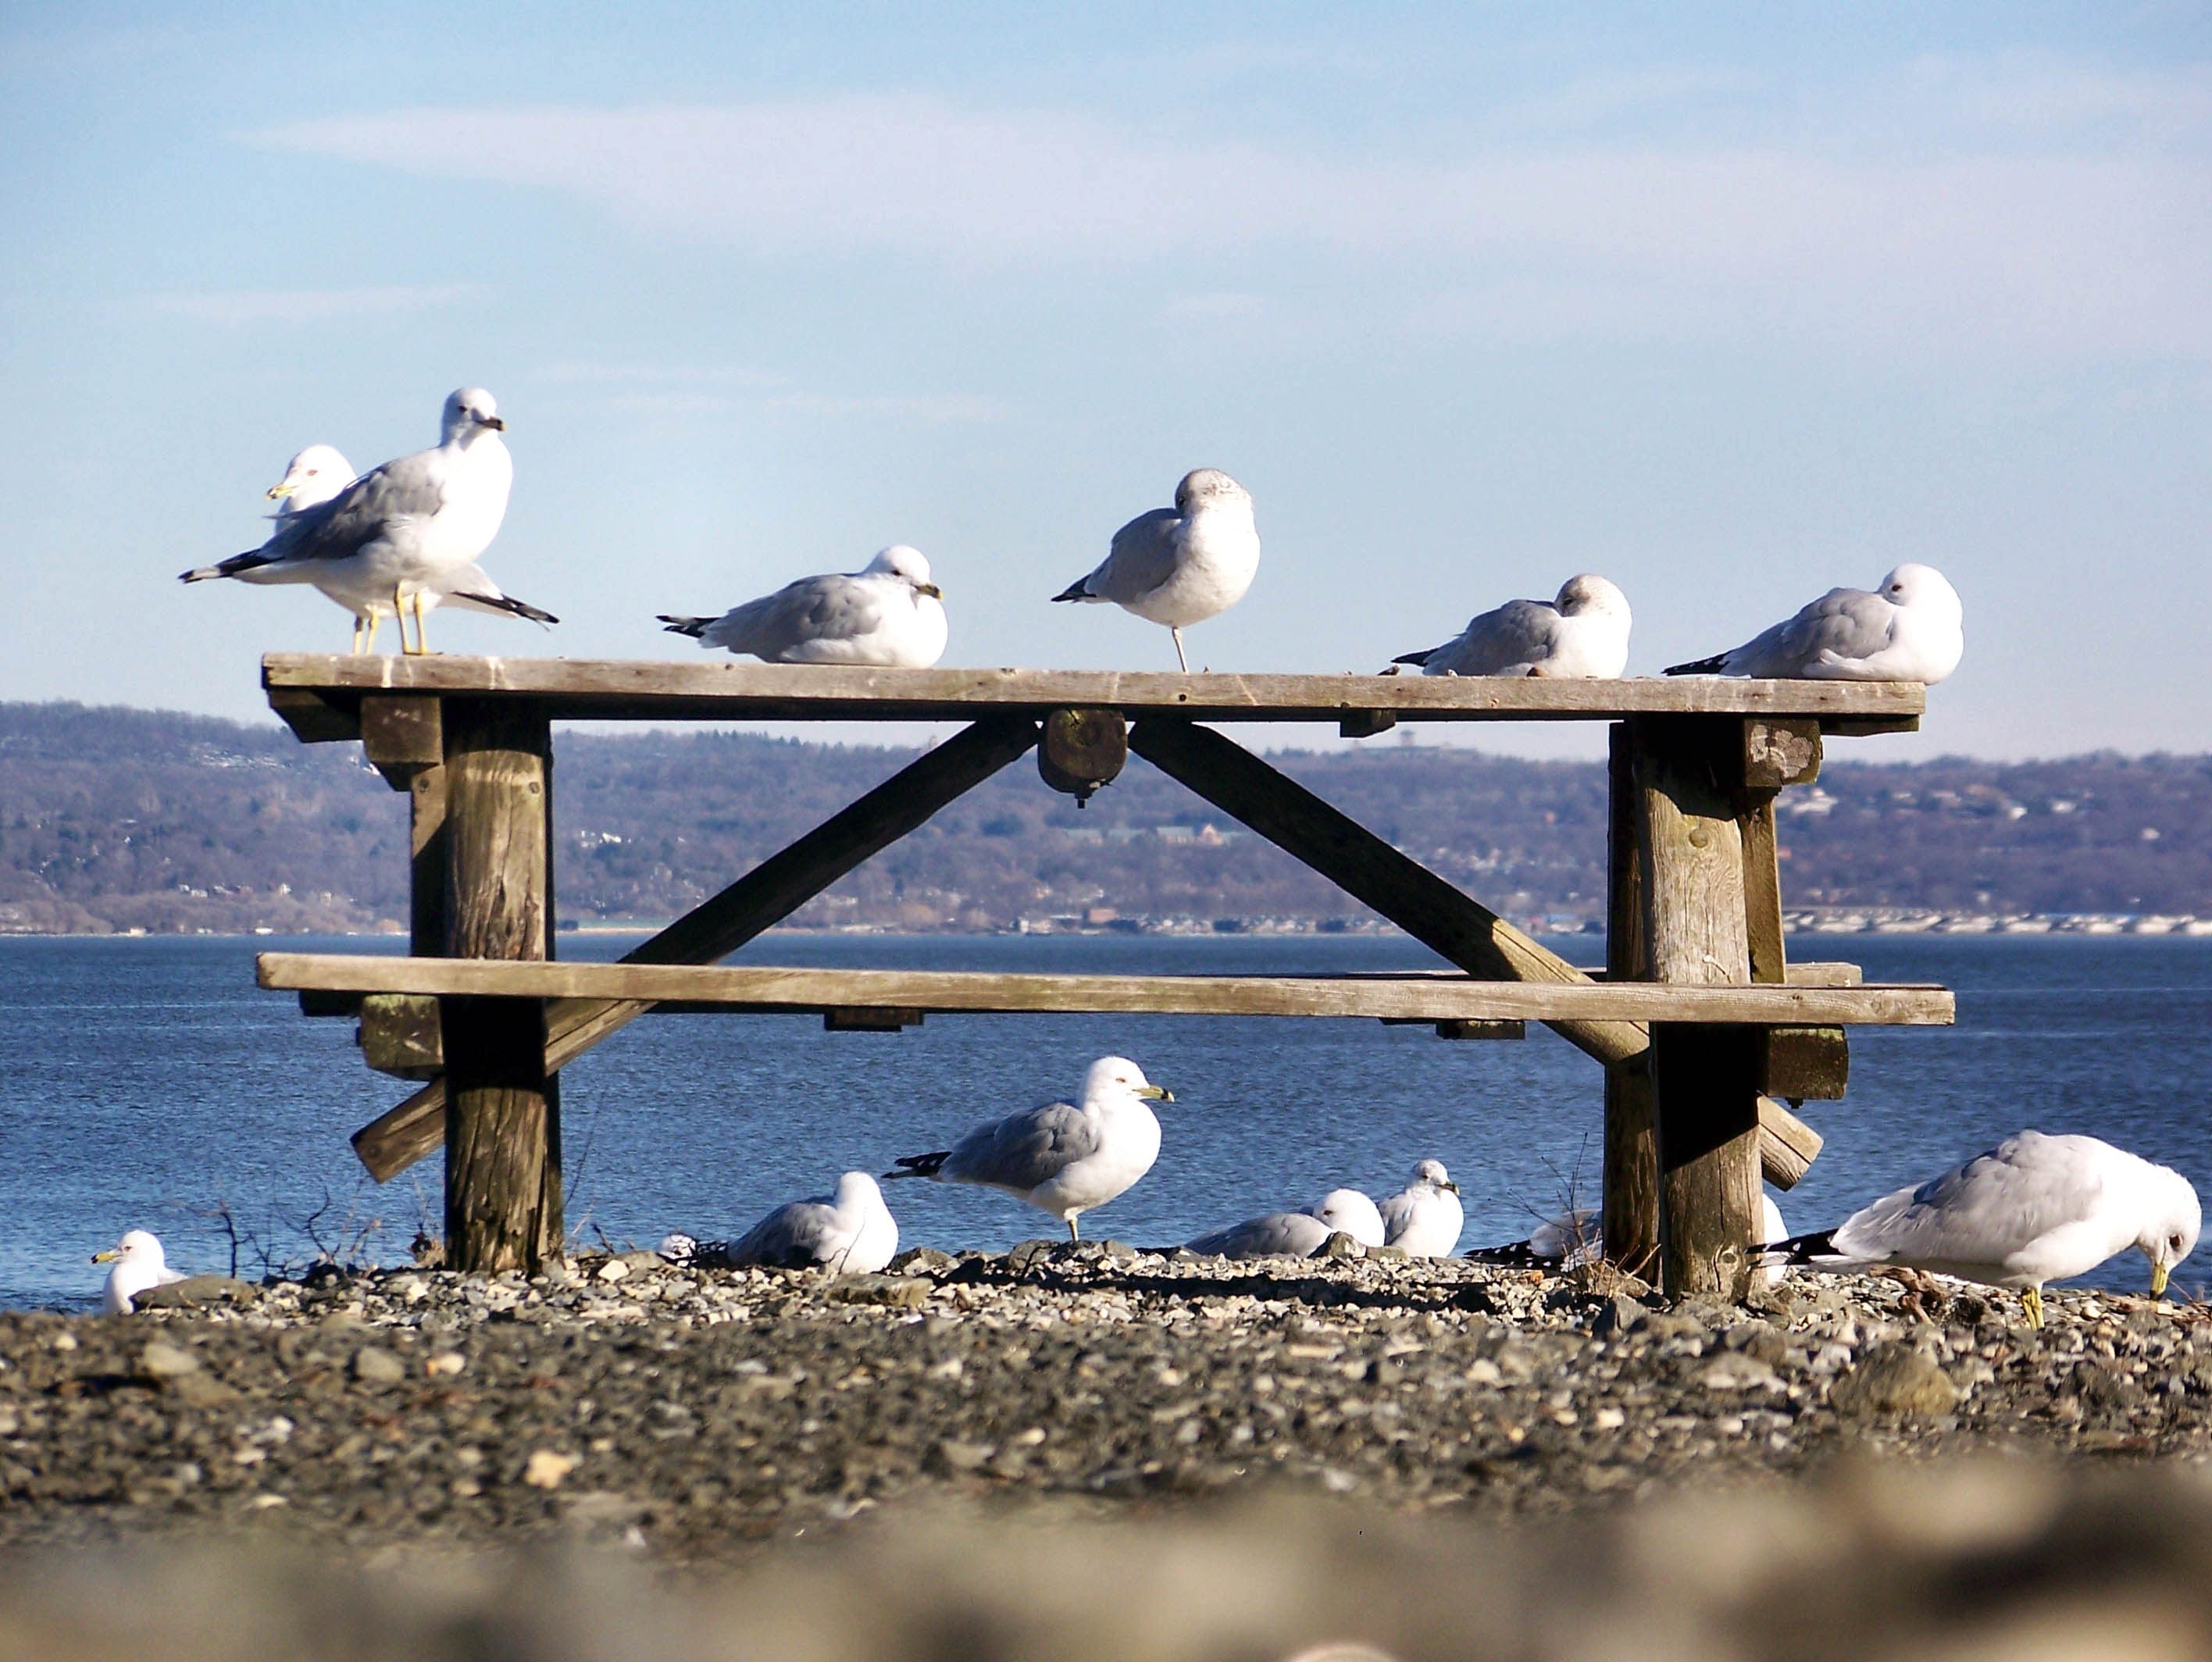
[1379,1159,1465,1257]
[885,1056,1171,1242]
[660,545,947,666]
[92,1229,187,1315]
[1765,1130,2200,1326]
[182,387,548,654]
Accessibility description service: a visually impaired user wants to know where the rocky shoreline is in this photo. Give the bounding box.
[3,1245,2207,1561]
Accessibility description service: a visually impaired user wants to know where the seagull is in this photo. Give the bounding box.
[266,444,356,517]
[92,1229,187,1314]
[1664,563,1963,683]
[1187,1187,1388,1260]
[724,1171,900,1275]
[1379,1160,1465,1256]
[1469,1194,1789,1286]
[659,546,947,666]
[1052,469,1259,671]
[883,1056,1172,1242]
[1390,575,1632,679]
[1765,1131,2200,1326]
[181,387,548,654]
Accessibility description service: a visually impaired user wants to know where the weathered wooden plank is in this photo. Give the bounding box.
[1126,719,1650,1069]
[348,716,1042,1182]
[1742,717,1822,790]
[1603,722,1660,1277]
[359,993,442,1079]
[1633,715,1763,1300]
[262,654,1928,730]
[409,765,448,959]
[359,695,444,791]
[267,684,359,744]
[1757,1095,1826,1189]
[440,699,561,1272]
[266,954,1957,1024]
[1739,749,1850,1104]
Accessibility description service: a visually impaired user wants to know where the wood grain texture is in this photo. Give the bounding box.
[1632,715,1764,1300]
[1756,1096,1825,1189]
[1127,719,1650,1069]
[1603,722,1660,1276]
[262,654,1927,730]
[440,701,559,1271]
[359,695,443,791]
[349,716,1041,1181]
[266,954,1955,1024]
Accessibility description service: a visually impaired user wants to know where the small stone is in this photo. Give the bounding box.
[597,1258,630,1283]
[1592,1295,1647,1337]
[1098,1239,1137,1261]
[1829,1342,1960,1418]
[351,1346,408,1386]
[523,1449,578,1489]
[138,1341,201,1378]
[828,1276,930,1309]
[1365,1243,1410,1262]
[1700,1354,1781,1393]
[426,1352,468,1378]
[134,1275,261,1311]
[888,1247,954,1275]
[934,1439,996,1473]
[1005,1240,1061,1274]
[1315,1232,1365,1260]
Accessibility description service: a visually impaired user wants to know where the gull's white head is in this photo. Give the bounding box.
[441,387,506,444]
[1173,468,1251,516]
[1878,563,1962,624]
[1408,1159,1458,1193]
[91,1228,166,1269]
[835,1170,890,1211]
[1311,1188,1386,1249]
[2138,1164,2202,1296]
[1555,574,1630,620]
[1081,1055,1172,1105]
[866,545,943,599]
[266,444,355,512]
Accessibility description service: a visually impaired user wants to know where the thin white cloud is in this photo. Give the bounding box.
[149,282,485,326]
[252,68,2212,356]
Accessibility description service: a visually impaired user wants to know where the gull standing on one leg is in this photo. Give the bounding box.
[181,388,545,654]
[1051,469,1258,672]
[1765,1131,2199,1327]
[884,1057,1172,1243]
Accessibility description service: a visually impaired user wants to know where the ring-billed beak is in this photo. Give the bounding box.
[1137,1084,1172,1102]
[478,415,505,431]
[91,1248,119,1264]
[917,583,944,600]
[2153,1261,2172,1297]
[1442,1179,1460,1193]
[266,483,294,502]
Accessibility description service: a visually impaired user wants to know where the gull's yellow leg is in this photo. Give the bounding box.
[1067,1216,1081,1243]
[412,590,433,656]
[351,614,366,654]
[1170,626,1190,673]
[395,587,418,656]
[2022,1285,2044,1328]
[360,609,381,655]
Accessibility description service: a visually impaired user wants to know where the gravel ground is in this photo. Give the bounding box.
[3,1243,2209,1562]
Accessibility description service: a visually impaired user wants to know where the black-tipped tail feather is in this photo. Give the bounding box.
[1462,1239,1550,1267]
[883,1150,950,1181]
[1762,1228,1839,1264]
[180,551,279,583]
[1390,648,1432,667]
[1663,653,1729,677]
[658,615,712,639]
[467,593,558,626]
[1050,578,1092,604]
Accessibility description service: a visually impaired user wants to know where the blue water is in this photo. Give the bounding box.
[5,933,2209,1310]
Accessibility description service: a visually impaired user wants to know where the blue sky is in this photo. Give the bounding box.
[2,3,2206,758]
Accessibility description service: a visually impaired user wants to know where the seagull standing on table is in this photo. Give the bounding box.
[1664,563,1963,683]
[1052,469,1259,672]
[181,388,551,654]
[1379,1160,1465,1257]
[93,1229,186,1314]
[659,546,947,667]
[1390,576,1632,679]
[885,1057,1172,1243]
[726,1171,899,1275]
[1765,1131,2200,1326]
[1187,1187,1387,1260]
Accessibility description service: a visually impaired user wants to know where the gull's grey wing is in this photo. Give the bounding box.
[1378,1189,1419,1240]
[1726,587,1897,676]
[252,452,452,565]
[1188,1212,1332,1259]
[942,1100,1099,1191]
[729,1197,843,1268]
[1418,599,1564,676]
[1069,508,1183,605]
[705,575,887,658]
[1832,1136,2105,1266]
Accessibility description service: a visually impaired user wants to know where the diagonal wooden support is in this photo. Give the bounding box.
[1126,719,1647,1068]
[351,714,1040,1181]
